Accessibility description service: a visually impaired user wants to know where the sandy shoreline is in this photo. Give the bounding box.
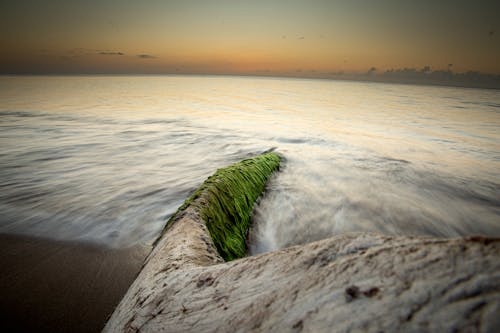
[0,233,151,333]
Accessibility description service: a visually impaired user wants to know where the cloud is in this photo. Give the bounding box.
[420,65,431,73]
[297,36,305,39]
[137,54,156,59]
[326,71,344,76]
[54,48,95,59]
[308,67,500,89]
[55,48,94,60]
[98,51,124,56]
[379,67,500,89]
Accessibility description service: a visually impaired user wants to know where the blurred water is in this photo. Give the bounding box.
[0,75,499,250]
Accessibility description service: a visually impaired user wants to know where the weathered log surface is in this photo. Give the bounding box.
[103,210,500,332]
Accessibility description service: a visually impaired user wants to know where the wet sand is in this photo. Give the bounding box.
[0,233,151,333]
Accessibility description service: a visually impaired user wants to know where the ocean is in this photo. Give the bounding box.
[1,75,499,254]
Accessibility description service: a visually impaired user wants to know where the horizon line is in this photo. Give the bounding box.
[2,72,500,90]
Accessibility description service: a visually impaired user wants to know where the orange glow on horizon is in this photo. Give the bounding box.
[1,1,499,76]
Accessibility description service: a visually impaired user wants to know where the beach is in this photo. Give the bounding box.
[0,234,150,333]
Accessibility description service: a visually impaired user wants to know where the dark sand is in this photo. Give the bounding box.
[0,233,151,333]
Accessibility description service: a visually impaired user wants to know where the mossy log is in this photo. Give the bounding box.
[104,153,500,333]
[161,152,280,261]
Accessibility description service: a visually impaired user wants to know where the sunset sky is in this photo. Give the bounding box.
[1,0,499,76]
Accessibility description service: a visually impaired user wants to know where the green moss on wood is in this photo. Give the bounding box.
[164,152,281,261]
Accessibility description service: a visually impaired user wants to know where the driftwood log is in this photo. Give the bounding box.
[104,153,500,333]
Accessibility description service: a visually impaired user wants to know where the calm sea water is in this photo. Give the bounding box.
[0,75,499,252]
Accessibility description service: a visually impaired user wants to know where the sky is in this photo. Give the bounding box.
[1,0,500,78]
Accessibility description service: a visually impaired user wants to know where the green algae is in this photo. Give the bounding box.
[163,152,281,261]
